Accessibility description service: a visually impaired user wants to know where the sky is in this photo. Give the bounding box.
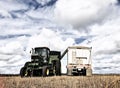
[0,0,120,74]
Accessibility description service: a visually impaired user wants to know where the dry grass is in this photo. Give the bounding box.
[0,75,120,88]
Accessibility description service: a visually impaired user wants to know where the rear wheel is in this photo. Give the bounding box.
[55,60,61,76]
[82,67,86,76]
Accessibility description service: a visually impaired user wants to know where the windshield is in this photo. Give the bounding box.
[33,48,50,64]
[35,48,49,57]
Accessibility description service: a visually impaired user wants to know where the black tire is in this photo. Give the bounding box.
[55,60,61,76]
[27,69,33,77]
[24,61,31,67]
[42,66,49,77]
[20,67,27,77]
[82,68,86,76]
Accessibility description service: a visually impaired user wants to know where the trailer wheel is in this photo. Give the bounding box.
[42,66,49,77]
[55,60,61,76]
[67,68,72,76]
[20,67,27,77]
[82,68,86,76]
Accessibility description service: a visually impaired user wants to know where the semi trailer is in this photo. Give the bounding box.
[61,46,92,76]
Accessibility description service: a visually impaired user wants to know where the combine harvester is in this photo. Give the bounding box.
[61,46,92,76]
[20,47,61,77]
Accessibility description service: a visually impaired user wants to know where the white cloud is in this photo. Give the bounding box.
[27,28,75,51]
[54,0,117,28]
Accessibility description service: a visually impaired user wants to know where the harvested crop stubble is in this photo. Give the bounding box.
[3,75,120,88]
[0,77,5,88]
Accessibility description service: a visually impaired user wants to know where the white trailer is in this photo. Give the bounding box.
[61,46,92,76]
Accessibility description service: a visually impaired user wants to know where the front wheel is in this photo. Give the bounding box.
[42,66,49,77]
[20,67,27,77]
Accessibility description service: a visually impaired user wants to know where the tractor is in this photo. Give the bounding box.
[20,47,61,77]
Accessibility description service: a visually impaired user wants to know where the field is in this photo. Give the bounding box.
[0,75,120,88]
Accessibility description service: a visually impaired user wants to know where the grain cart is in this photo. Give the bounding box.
[20,47,61,77]
[61,46,92,76]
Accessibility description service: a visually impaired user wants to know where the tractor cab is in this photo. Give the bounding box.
[31,47,50,64]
